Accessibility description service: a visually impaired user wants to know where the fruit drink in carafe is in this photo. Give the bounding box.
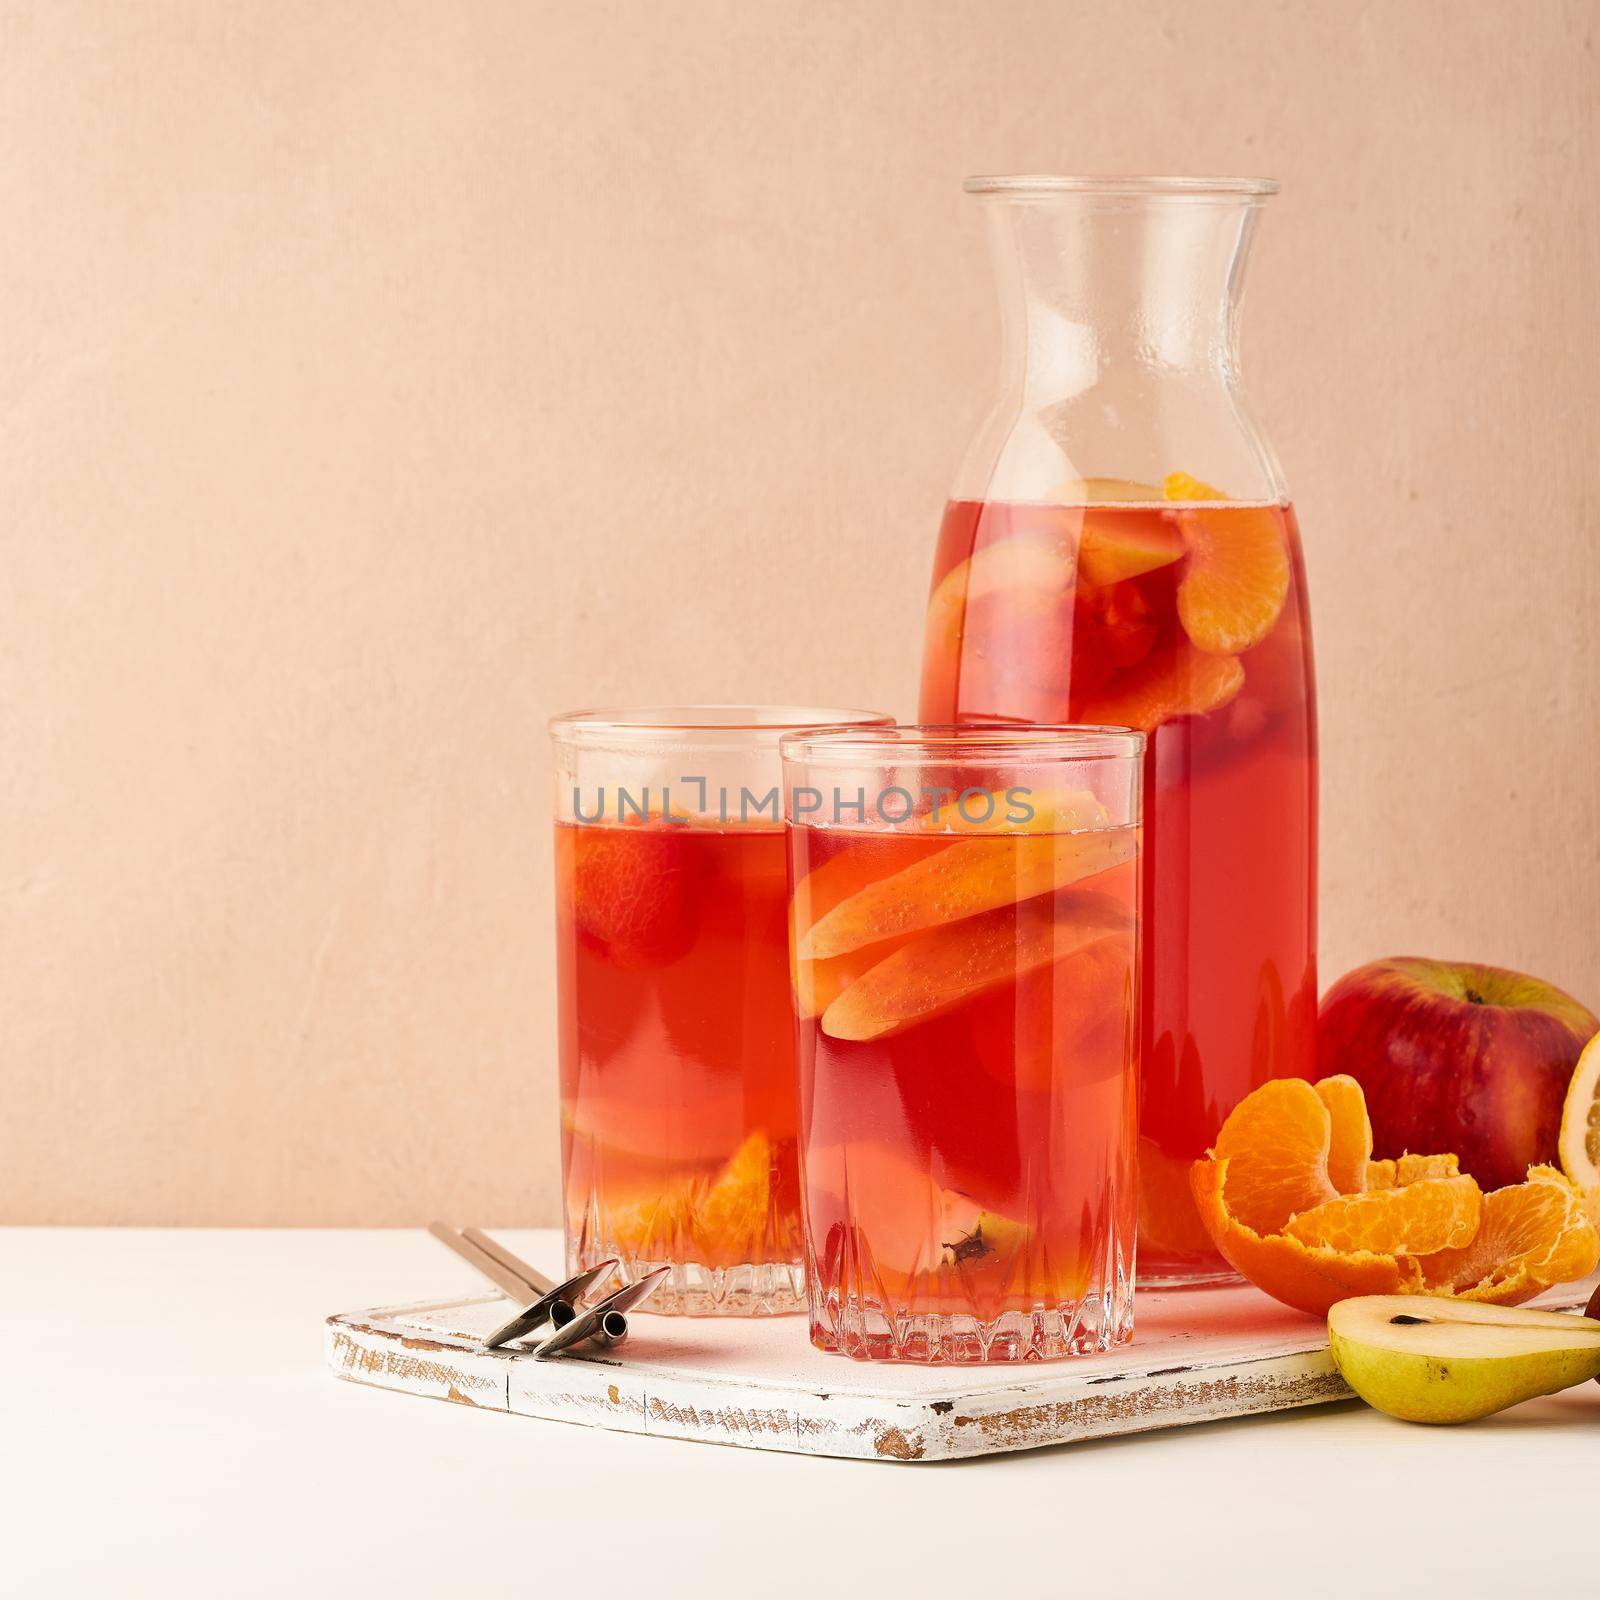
[918,179,1317,1283]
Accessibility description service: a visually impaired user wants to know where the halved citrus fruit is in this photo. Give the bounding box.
[1557,1030,1600,1192]
[1075,641,1244,733]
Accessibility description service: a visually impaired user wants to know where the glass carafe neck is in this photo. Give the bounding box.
[960,176,1285,504]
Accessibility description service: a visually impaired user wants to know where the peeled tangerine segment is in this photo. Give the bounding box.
[799,826,1136,963]
[1367,1152,1461,1190]
[1078,642,1244,733]
[1286,1176,1482,1256]
[1421,1165,1600,1304]
[1316,1075,1375,1195]
[819,887,1131,1043]
[1209,1077,1345,1236]
[1164,470,1290,655]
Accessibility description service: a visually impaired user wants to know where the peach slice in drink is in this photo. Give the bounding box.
[924,535,1074,662]
[789,790,1107,1016]
[1077,510,1186,587]
[1075,641,1244,734]
[790,848,912,1020]
[797,824,1138,963]
[819,885,1132,1042]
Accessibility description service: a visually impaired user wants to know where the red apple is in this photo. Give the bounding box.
[1317,956,1600,1191]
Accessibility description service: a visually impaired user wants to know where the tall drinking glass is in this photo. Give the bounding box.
[551,706,892,1315]
[782,725,1143,1361]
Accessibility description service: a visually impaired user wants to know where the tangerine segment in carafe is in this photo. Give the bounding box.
[1164,475,1290,655]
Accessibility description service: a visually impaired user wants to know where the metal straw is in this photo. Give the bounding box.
[427,1222,655,1356]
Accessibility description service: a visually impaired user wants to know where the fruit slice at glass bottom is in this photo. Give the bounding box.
[804,1091,1136,1362]
[566,1130,806,1315]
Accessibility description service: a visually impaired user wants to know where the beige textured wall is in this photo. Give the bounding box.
[4,1,1597,1224]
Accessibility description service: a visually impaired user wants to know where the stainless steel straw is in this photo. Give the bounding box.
[427,1222,624,1351]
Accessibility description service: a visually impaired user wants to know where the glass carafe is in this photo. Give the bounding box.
[918,176,1317,1285]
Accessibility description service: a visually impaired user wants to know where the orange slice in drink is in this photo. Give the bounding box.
[790,796,1108,1016]
[920,785,1107,835]
[693,1131,774,1264]
[604,1131,778,1268]
[819,886,1131,1042]
[790,847,903,1019]
[798,828,1137,964]
[1075,641,1244,733]
[566,821,703,969]
[811,1145,1085,1315]
[1164,472,1289,655]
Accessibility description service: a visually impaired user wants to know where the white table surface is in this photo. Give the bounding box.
[6,1228,1595,1597]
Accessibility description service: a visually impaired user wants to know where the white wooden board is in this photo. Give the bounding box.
[326,1273,1598,1462]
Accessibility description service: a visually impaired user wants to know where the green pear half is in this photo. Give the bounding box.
[1328,1296,1600,1424]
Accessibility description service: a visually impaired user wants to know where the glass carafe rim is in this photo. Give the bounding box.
[965,173,1278,201]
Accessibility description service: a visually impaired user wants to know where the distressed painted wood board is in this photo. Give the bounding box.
[326,1273,1599,1462]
